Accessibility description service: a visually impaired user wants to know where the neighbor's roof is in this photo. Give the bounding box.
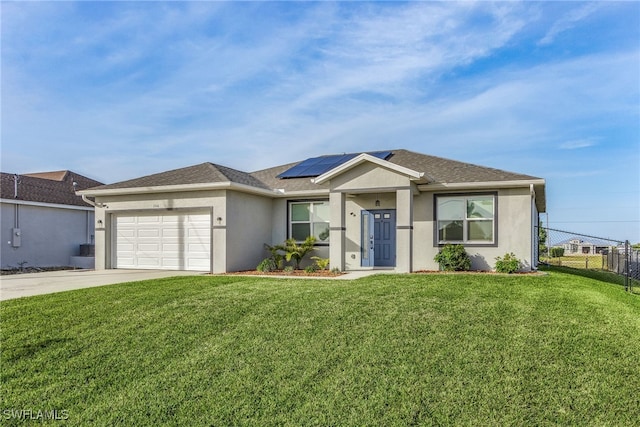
[22,170,70,181]
[83,149,544,198]
[0,171,103,207]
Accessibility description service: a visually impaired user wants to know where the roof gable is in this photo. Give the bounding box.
[311,153,424,185]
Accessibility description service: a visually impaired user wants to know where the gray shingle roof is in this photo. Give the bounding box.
[84,149,543,194]
[89,162,270,191]
[250,149,541,192]
[386,149,540,183]
[0,171,103,207]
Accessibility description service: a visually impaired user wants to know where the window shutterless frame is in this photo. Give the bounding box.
[287,199,330,245]
[433,192,498,247]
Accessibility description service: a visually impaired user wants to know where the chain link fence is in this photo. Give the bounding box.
[536,226,639,293]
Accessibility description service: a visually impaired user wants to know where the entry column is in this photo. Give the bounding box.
[329,191,346,272]
[396,187,413,273]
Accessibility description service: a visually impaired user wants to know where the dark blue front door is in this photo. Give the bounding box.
[361,209,396,267]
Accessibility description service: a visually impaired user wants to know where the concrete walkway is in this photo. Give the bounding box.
[0,269,201,301]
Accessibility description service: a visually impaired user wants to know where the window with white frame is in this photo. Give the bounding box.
[289,201,330,243]
[436,194,496,244]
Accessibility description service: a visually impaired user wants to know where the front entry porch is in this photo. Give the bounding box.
[329,188,414,273]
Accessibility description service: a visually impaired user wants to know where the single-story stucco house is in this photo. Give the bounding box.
[555,238,612,255]
[78,149,546,273]
[0,170,103,269]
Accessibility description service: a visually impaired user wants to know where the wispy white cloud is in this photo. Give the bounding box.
[558,139,598,150]
[538,2,602,46]
[1,2,638,185]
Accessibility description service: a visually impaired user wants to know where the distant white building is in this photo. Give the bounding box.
[557,238,612,255]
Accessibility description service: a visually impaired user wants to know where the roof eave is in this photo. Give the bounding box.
[0,198,95,211]
[419,179,546,212]
[77,181,279,198]
[417,178,545,191]
[272,189,330,198]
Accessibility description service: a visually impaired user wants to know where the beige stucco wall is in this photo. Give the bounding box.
[413,187,534,271]
[271,199,287,245]
[412,191,434,270]
[490,187,534,270]
[225,191,273,272]
[331,162,413,192]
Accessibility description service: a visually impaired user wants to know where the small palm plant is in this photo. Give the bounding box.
[311,256,330,270]
[282,236,316,269]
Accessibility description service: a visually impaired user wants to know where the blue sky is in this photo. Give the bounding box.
[2,1,639,242]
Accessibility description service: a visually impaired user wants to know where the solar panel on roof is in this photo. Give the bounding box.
[371,151,392,161]
[277,151,393,179]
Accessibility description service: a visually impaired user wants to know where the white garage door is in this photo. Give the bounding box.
[115,213,211,271]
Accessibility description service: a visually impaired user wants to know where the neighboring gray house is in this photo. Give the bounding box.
[0,171,103,269]
[78,149,546,273]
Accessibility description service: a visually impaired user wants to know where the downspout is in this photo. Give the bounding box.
[81,194,97,207]
[530,183,535,201]
[13,174,20,237]
[82,194,101,243]
[530,184,536,269]
[86,211,91,244]
[12,175,20,250]
[81,194,108,209]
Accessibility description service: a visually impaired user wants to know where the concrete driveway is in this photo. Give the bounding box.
[0,269,203,301]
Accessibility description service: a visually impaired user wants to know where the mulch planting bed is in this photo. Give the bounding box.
[226,269,344,277]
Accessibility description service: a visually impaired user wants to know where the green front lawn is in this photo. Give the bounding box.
[2,272,639,426]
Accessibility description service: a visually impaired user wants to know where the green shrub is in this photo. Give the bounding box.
[257,258,276,272]
[550,247,565,257]
[311,256,330,270]
[495,252,521,274]
[331,267,341,274]
[434,244,471,271]
[304,265,318,274]
[263,243,285,270]
[283,266,294,274]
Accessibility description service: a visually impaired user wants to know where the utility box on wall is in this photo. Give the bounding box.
[11,228,21,247]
